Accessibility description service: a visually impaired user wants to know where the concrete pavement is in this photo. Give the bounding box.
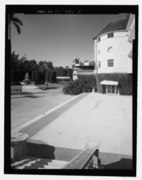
[11,88,74,130]
[29,93,132,156]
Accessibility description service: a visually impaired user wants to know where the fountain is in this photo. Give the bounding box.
[22,72,31,85]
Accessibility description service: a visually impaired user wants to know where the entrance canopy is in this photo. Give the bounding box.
[100,80,118,85]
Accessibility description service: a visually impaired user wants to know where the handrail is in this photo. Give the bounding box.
[63,141,99,169]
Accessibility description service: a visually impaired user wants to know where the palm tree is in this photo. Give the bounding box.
[8,13,23,53]
[39,61,52,85]
[73,58,80,64]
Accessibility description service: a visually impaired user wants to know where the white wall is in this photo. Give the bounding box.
[94,31,132,74]
[127,14,135,42]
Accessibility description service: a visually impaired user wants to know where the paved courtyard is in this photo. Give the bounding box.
[29,93,132,156]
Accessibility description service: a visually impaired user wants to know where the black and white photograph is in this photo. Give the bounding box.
[3,2,139,178]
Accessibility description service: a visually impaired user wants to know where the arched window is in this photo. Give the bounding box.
[108,32,114,38]
[107,47,113,53]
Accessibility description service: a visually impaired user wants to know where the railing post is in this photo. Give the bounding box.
[92,149,99,169]
[63,141,100,169]
[85,141,100,169]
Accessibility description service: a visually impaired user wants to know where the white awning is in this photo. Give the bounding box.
[100,80,118,85]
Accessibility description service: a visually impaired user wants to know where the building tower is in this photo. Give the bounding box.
[93,14,135,95]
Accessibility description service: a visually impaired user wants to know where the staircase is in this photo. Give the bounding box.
[11,157,68,169]
[11,131,100,170]
[11,140,100,169]
[11,139,81,169]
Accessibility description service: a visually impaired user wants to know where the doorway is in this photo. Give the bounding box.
[106,85,119,94]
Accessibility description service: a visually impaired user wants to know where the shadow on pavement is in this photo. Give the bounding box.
[27,140,55,160]
[11,92,43,98]
[102,158,132,169]
[26,140,82,162]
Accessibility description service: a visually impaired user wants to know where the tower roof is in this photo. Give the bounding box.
[93,19,128,39]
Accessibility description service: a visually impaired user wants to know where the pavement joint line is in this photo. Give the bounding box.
[12,93,86,134]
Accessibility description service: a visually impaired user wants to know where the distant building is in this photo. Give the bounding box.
[73,60,95,80]
[93,14,135,95]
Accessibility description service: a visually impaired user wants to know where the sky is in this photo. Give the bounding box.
[11,14,123,68]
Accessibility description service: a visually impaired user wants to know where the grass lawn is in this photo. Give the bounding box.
[11,85,22,93]
[11,82,69,93]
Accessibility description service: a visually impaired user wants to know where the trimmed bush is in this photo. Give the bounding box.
[78,74,97,90]
[63,79,92,95]
[96,73,132,95]
[11,85,22,93]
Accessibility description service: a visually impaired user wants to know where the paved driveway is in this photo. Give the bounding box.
[11,87,74,130]
[30,93,132,156]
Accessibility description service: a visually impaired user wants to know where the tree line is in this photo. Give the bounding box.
[11,51,73,84]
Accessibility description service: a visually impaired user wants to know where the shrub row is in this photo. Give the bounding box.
[11,70,27,82]
[63,79,92,95]
[11,70,57,84]
[96,73,132,95]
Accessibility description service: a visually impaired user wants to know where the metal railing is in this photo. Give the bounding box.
[63,141,99,169]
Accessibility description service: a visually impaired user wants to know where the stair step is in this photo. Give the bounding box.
[11,157,69,169]
[11,159,30,166]
[42,160,68,169]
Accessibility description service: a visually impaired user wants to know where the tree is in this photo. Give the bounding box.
[73,58,80,64]
[11,51,19,70]
[8,13,23,54]
[39,61,53,84]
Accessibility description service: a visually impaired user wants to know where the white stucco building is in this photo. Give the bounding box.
[94,18,132,74]
[126,14,135,59]
[93,14,135,95]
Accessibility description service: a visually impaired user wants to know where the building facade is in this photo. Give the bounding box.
[93,14,135,95]
[73,60,95,81]
[126,14,135,59]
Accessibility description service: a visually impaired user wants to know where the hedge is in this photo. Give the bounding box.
[63,79,92,95]
[96,73,132,95]
[77,74,97,90]
[11,70,27,82]
[11,70,57,84]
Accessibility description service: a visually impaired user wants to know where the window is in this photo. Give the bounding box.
[108,33,114,38]
[99,61,101,68]
[98,37,101,42]
[108,59,114,67]
[107,47,113,53]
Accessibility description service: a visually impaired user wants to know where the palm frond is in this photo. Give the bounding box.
[12,17,23,26]
[13,22,21,34]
